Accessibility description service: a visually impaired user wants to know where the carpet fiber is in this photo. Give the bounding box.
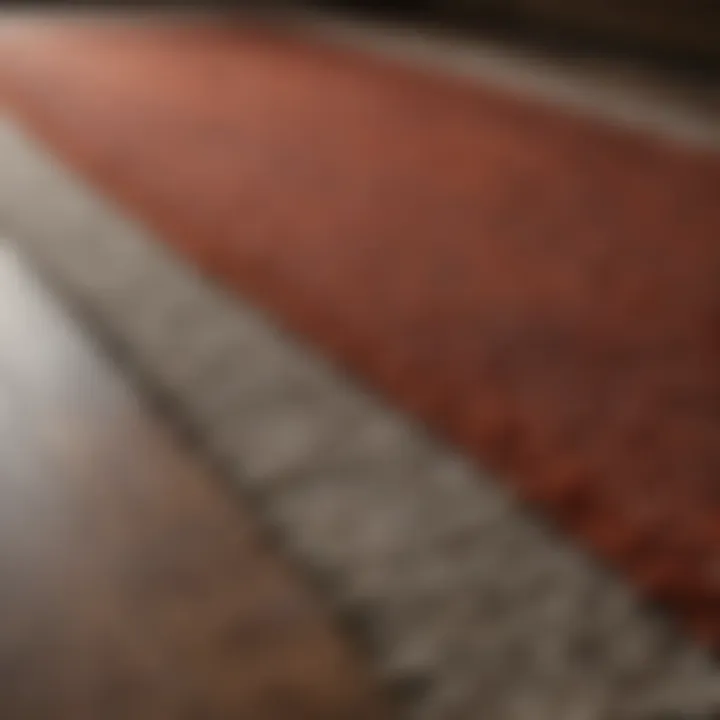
[1,22,719,647]
[4,120,720,720]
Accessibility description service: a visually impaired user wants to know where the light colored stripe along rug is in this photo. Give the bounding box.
[1,120,719,720]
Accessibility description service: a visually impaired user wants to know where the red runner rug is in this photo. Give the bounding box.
[1,23,719,644]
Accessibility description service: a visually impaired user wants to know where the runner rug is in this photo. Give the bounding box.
[0,20,719,717]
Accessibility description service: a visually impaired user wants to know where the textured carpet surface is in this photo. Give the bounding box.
[2,120,720,720]
[1,19,719,650]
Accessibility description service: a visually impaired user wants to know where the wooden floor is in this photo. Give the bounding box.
[0,247,390,720]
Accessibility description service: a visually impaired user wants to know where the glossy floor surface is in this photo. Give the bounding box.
[0,248,391,720]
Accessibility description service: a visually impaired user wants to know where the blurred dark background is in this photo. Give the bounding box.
[321,0,720,67]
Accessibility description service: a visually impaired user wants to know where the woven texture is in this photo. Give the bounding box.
[0,17,719,685]
[2,23,718,642]
[3,120,720,719]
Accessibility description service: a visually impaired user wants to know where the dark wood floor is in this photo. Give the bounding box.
[0,247,390,719]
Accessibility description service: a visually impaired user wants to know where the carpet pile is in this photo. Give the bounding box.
[1,20,719,718]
